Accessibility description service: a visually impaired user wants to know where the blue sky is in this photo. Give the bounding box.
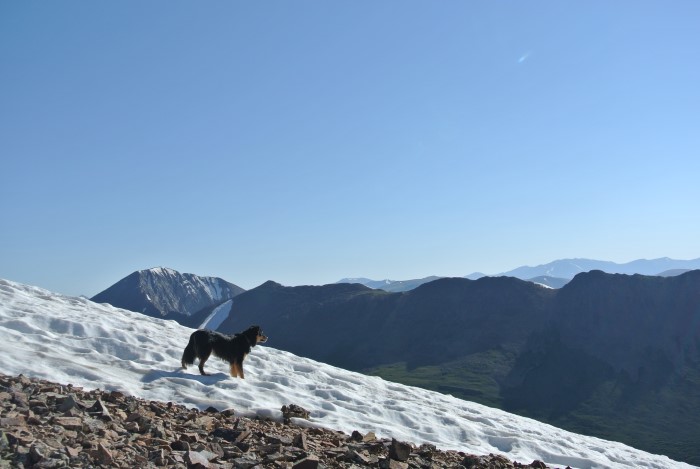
[2,1,699,296]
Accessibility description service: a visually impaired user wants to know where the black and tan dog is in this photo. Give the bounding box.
[181,325,268,378]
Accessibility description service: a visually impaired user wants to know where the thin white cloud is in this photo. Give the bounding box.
[518,51,532,64]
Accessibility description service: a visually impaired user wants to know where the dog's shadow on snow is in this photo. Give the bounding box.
[141,368,230,385]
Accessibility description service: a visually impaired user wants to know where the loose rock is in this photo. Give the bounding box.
[0,373,550,469]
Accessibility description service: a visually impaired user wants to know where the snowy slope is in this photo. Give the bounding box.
[0,279,693,469]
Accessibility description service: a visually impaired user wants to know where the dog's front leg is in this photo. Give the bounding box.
[230,360,244,379]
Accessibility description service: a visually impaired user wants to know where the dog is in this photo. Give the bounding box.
[181,325,268,378]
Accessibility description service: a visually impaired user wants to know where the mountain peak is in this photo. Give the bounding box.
[335,276,444,293]
[259,280,284,289]
[145,266,179,276]
[91,267,245,322]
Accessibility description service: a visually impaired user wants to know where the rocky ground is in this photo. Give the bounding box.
[0,373,564,468]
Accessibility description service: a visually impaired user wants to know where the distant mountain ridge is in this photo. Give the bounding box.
[338,257,700,291]
[90,267,244,323]
[499,257,700,280]
[336,276,442,292]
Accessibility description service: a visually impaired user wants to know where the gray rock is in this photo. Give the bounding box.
[97,442,114,465]
[231,455,259,468]
[293,432,308,450]
[389,438,412,462]
[293,454,322,469]
[171,440,190,451]
[282,404,311,423]
[185,450,210,468]
[57,394,81,413]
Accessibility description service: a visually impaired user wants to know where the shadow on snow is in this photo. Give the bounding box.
[141,368,230,385]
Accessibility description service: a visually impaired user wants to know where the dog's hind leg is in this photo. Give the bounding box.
[181,335,197,369]
[198,352,211,376]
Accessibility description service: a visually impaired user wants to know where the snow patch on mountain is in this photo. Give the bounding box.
[199,299,233,330]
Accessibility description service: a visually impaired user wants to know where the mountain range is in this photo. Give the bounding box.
[218,271,700,465]
[88,259,700,464]
[498,257,700,280]
[336,276,443,292]
[338,257,700,291]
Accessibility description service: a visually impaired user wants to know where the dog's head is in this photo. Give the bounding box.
[244,325,268,346]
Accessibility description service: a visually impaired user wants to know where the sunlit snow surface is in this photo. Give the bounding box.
[198,299,233,330]
[0,279,693,469]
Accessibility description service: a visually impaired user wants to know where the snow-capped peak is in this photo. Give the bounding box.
[146,266,179,277]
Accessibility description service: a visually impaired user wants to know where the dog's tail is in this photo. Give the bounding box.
[181,333,197,368]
